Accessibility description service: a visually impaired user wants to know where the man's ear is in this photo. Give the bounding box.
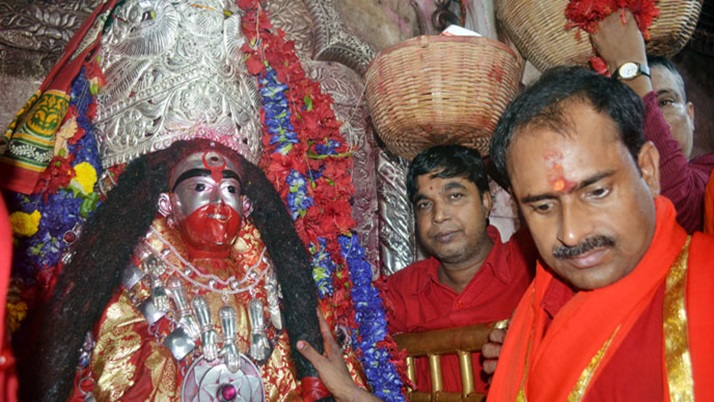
[481,190,493,218]
[637,141,660,197]
[242,195,253,217]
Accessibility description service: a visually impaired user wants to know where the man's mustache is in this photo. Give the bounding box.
[552,235,616,259]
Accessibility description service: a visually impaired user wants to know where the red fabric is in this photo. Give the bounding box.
[0,195,18,402]
[66,292,178,401]
[686,232,714,401]
[643,92,714,233]
[704,168,714,234]
[489,197,714,401]
[0,166,43,199]
[383,226,536,394]
[583,285,665,401]
[299,376,331,402]
[0,0,118,194]
[537,272,666,401]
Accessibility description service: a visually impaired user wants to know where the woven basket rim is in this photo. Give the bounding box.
[367,35,519,72]
[364,35,524,160]
[496,0,703,71]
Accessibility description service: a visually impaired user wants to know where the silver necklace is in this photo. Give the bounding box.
[146,225,268,296]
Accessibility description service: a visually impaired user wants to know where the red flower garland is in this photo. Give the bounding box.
[566,0,660,39]
[565,0,660,74]
[238,0,358,327]
[237,3,409,398]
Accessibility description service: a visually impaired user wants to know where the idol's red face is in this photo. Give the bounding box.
[168,151,244,259]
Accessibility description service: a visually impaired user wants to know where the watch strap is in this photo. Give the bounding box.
[612,62,651,80]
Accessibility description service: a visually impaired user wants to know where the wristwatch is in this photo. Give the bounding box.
[611,62,651,80]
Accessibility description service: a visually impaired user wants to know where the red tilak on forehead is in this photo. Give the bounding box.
[544,151,575,193]
[202,152,226,183]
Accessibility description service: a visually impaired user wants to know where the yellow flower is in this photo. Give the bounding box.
[9,210,41,237]
[72,162,98,195]
[5,282,28,333]
[5,300,27,334]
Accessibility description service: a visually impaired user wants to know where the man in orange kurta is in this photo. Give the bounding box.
[487,66,714,401]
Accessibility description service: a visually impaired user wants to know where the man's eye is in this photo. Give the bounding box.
[448,193,464,200]
[195,183,206,191]
[531,203,553,214]
[658,99,674,107]
[588,187,610,199]
[415,201,431,210]
[226,185,237,194]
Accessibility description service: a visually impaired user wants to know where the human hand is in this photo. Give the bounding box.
[481,327,507,379]
[590,9,647,70]
[590,9,652,96]
[297,310,381,402]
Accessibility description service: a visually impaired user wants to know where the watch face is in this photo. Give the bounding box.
[619,62,639,79]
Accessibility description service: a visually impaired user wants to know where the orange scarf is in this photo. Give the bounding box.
[489,197,713,401]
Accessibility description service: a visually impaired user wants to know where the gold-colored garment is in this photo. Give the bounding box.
[86,218,299,401]
[81,216,366,401]
[92,294,179,401]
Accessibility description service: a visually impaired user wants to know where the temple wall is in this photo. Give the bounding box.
[2,0,711,277]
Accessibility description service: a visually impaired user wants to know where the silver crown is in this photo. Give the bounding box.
[94,0,263,168]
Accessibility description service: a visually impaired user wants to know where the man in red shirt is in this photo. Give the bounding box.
[382,144,536,395]
[298,145,536,399]
[591,10,714,233]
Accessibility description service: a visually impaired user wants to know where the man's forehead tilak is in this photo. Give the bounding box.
[508,111,630,205]
[544,150,576,193]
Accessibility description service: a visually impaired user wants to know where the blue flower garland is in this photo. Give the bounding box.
[259,66,339,298]
[13,67,103,282]
[310,237,336,298]
[257,63,405,399]
[260,69,298,155]
[340,233,404,401]
[285,169,313,219]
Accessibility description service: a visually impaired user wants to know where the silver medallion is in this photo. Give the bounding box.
[181,356,265,402]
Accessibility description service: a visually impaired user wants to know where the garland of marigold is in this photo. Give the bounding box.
[237,1,406,399]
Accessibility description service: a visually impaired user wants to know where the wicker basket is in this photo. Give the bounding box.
[496,0,703,72]
[365,35,524,161]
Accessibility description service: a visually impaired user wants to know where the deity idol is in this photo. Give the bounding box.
[16,139,362,401]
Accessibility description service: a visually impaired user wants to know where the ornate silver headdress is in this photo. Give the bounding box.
[94,0,263,168]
